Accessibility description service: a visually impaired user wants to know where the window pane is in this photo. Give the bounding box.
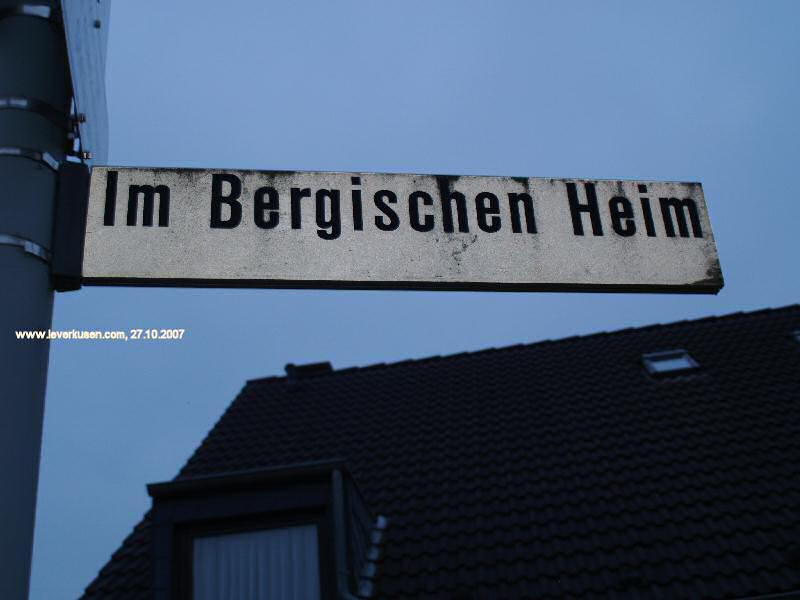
[642,350,699,375]
[193,524,320,600]
[648,356,694,372]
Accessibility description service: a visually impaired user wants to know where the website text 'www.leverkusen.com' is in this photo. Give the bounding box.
[14,328,186,341]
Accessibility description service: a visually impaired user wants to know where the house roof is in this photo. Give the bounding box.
[81,304,800,599]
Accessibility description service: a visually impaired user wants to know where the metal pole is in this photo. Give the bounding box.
[0,3,71,598]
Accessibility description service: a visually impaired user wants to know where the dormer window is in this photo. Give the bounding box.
[192,525,321,600]
[147,461,386,600]
[642,349,699,375]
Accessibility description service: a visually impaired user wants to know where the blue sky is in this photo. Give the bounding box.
[30,1,800,597]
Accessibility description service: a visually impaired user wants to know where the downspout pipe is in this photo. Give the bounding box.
[331,468,363,600]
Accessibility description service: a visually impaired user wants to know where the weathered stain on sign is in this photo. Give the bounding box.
[81,167,723,293]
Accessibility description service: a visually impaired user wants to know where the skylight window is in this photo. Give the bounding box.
[642,350,699,375]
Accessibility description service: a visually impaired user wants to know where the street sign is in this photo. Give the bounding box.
[80,167,723,293]
[61,0,111,165]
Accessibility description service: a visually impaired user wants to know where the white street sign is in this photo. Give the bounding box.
[81,167,723,293]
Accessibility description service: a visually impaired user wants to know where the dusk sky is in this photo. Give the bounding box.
[29,1,800,597]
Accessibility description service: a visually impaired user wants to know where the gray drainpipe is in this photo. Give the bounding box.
[331,468,363,600]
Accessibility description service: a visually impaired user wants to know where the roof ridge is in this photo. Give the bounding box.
[246,303,800,385]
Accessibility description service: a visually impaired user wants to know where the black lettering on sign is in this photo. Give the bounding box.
[315,189,341,240]
[638,185,657,237]
[374,190,400,231]
[608,196,636,237]
[254,186,279,229]
[475,192,501,233]
[127,184,170,227]
[103,170,118,226]
[351,177,363,231]
[566,182,603,236]
[290,188,311,229]
[440,190,470,233]
[660,197,703,238]
[210,174,241,229]
[508,192,537,234]
[409,191,435,232]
